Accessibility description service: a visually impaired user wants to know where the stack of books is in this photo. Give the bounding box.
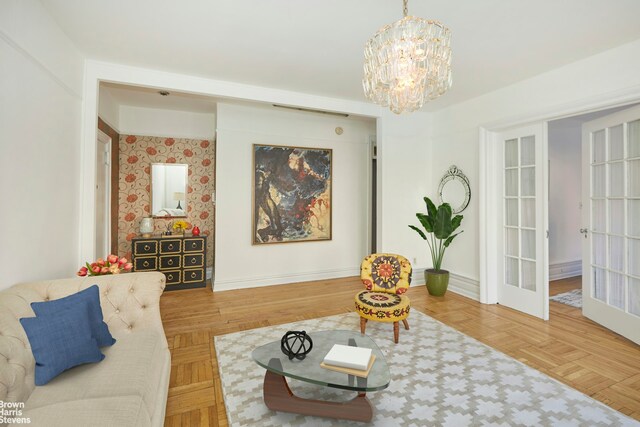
[320,344,376,378]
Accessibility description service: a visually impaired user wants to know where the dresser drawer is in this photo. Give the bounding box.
[183,268,204,284]
[134,240,158,255]
[183,238,204,253]
[163,270,181,285]
[159,255,181,270]
[183,253,204,268]
[160,239,181,254]
[134,256,157,271]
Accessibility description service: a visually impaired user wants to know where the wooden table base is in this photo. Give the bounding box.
[262,369,373,422]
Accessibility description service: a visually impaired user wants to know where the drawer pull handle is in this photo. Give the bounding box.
[191,258,196,264]
[168,244,174,250]
[143,261,149,267]
[144,245,150,251]
[191,272,197,279]
[168,259,173,265]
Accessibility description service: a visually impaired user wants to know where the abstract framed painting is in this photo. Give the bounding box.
[253,144,332,244]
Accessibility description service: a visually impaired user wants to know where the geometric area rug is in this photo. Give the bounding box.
[215,311,638,426]
[549,289,583,308]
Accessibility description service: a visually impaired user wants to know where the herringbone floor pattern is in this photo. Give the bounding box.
[160,276,640,426]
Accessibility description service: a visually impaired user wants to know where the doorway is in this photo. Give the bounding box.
[482,103,640,344]
[547,117,584,312]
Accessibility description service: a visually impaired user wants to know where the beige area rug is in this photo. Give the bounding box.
[214,311,638,426]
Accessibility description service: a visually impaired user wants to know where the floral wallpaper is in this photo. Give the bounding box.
[118,135,215,267]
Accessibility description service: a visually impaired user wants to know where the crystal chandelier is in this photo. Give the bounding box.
[363,0,452,114]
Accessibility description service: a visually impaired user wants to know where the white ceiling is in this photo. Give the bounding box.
[43,0,640,112]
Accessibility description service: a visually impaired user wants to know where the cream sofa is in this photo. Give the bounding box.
[0,272,170,427]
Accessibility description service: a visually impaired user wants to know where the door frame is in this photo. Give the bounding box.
[479,92,640,308]
[96,129,112,258]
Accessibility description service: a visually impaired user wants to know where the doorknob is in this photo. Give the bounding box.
[580,228,588,238]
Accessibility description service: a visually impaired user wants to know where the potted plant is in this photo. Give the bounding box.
[409,197,463,296]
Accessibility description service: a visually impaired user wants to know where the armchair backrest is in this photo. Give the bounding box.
[360,253,412,295]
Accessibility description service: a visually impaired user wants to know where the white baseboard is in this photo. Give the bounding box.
[411,268,480,301]
[213,267,360,292]
[549,260,582,281]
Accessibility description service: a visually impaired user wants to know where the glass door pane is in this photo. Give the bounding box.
[588,121,640,316]
[504,135,536,292]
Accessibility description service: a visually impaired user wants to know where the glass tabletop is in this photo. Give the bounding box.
[251,330,390,392]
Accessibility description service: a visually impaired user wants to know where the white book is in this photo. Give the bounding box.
[322,344,372,371]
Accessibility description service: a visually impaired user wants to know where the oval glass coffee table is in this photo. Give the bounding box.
[251,330,390,422]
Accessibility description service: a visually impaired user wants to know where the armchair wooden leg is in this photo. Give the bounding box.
[402,319,410,330]
[393,321,399,343]
[360,317,367,334]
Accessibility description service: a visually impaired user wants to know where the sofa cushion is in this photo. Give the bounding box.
[22,395,151,427]
[19,304,105,385]
[31,285,115,347]
[25,329,169,420]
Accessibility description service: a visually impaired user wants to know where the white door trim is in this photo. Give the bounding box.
[96,129,111,257]
[479,90,640,309]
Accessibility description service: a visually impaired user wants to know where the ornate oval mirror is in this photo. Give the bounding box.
[438,165,470,214]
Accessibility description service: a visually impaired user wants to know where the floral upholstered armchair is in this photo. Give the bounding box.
[355,253,411,343]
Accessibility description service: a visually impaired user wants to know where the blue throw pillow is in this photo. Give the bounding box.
[31,285,115,347]
[20,303,105,385]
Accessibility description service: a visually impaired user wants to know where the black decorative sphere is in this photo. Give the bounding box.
[280,330,313,360]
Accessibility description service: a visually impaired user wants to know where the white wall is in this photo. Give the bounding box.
[548,119,582,266]
[214,102,375,290]
[0,0,83,289]
[377,110,432,270]
[119,105,215,139]
[430,38,640,298]
[98,86,120,131]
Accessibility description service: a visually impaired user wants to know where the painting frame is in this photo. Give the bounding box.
[252,143,333,245]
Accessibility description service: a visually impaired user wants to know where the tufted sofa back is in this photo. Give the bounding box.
[0,272,166,404]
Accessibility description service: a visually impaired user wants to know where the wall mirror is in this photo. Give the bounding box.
[151,163,188,218]
[438,165,470,214]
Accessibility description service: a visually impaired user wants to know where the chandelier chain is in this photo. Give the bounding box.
[403,0,408,17]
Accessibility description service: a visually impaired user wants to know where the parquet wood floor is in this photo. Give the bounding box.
[160,276,640,426]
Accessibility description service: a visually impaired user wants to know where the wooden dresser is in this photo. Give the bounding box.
[131,235,207,290]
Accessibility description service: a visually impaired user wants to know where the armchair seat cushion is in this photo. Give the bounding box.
[355,290,410,322]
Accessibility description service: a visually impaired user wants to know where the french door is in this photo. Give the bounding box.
[582,105,640,344]
[498,123,549,319]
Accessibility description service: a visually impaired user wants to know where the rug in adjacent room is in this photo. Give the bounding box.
[549,289,583,308]
[214,311,636,426]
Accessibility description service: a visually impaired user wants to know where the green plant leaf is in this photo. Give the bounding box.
[416,213,434,233]
[433,203,454,239]
[451,215,463,232]
[408,225,427,240]
[443,231,463,247]
[424,197,437,219]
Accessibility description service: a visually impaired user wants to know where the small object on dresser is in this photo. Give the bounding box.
[280,331,313,360]
[192,225,200,236]
[172,219,188,235]
[140,217,154,237]
[322,344,372,371]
